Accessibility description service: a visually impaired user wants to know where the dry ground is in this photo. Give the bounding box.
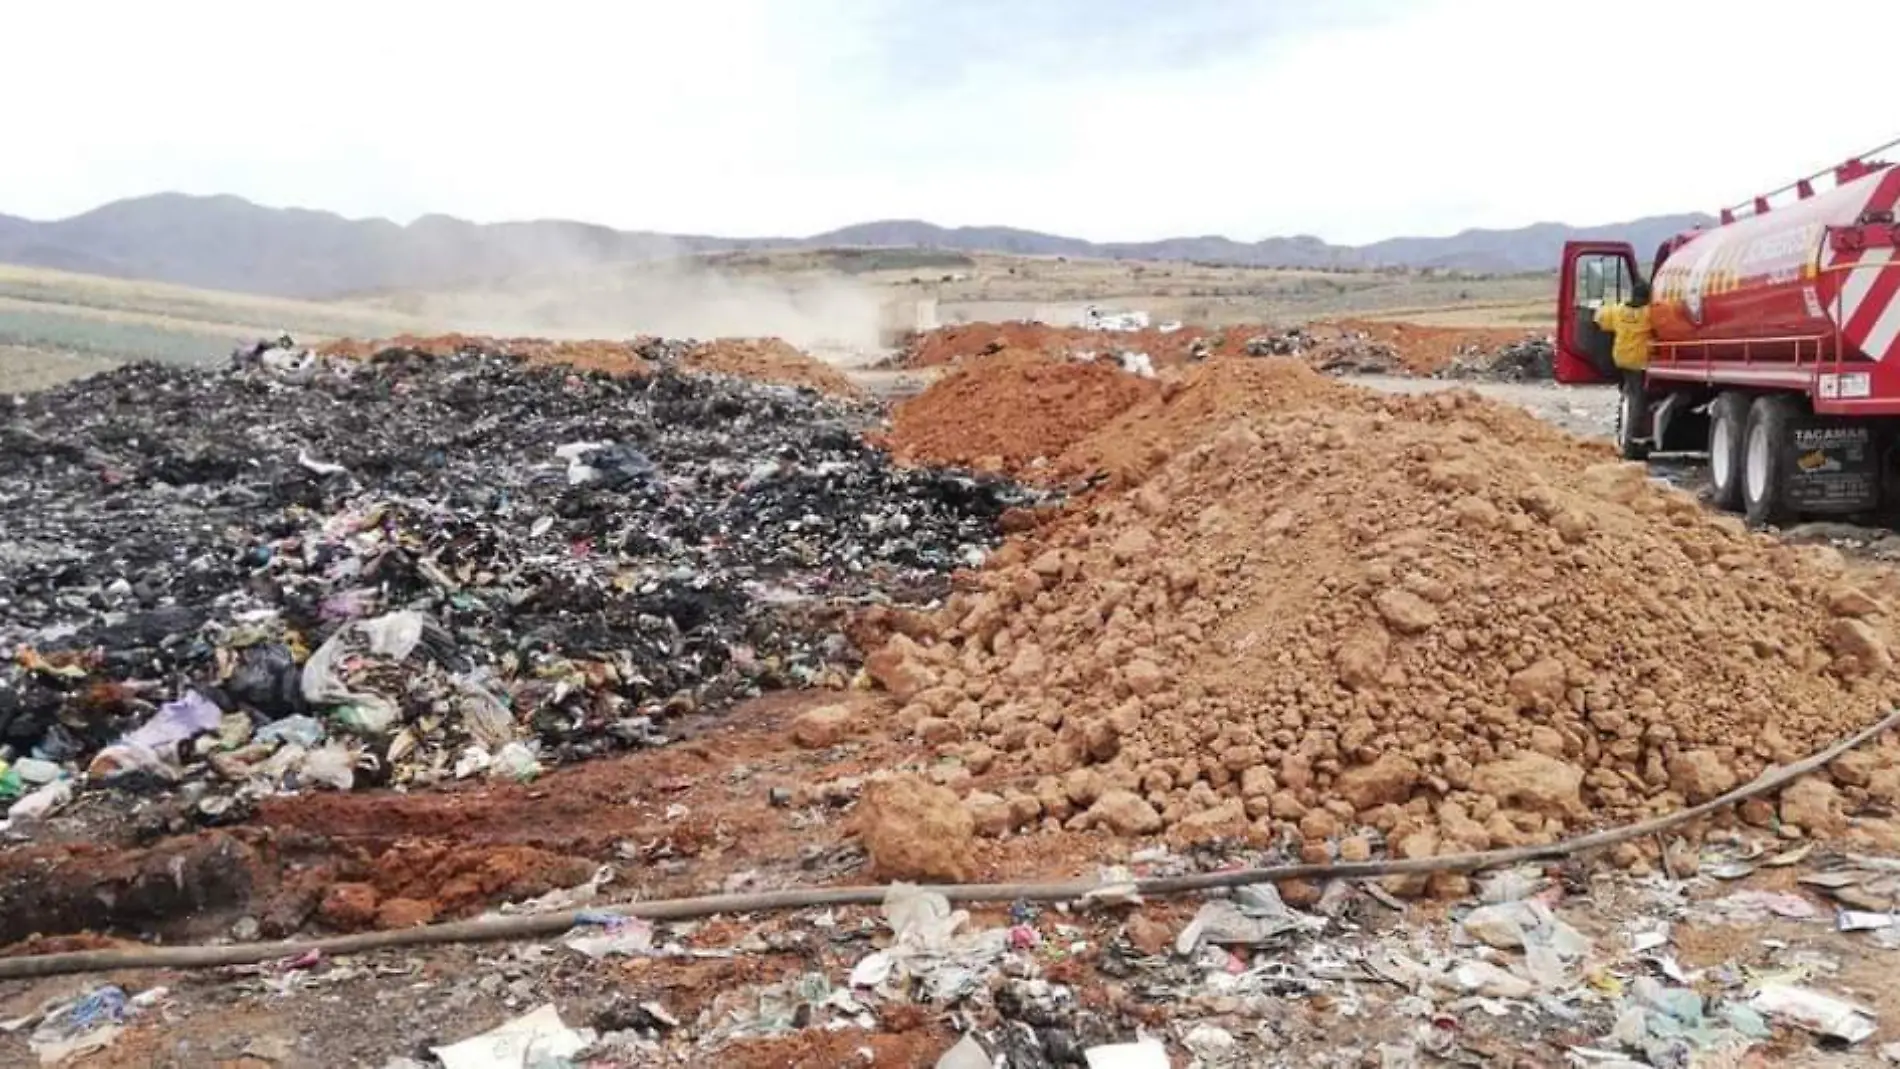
[0,251,1554,387]
[0,263,431,377]
[357,248,1557,350]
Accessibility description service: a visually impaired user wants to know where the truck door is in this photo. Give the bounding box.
[1557,240,1639,384]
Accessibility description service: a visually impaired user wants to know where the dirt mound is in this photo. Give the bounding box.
[896,320,1535,378]
[869,361,1900,862]
[1050,359,1372,487]
[878,350,1161,476]
[900,322,1275,370]
[683,337,867,398]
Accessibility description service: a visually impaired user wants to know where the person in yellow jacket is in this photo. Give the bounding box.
[1594,280,1653,371]
[1597,280,1653,459]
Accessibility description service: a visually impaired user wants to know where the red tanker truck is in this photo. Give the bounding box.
[1558,138,1900,524]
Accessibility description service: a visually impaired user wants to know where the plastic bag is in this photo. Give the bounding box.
[300,743,358,791]
[453,675,518,752]
[884,884,966,952]
[87,692,225,778]
[256,715,325,748]
[8,779,74,823]
[491,742,542,782]
[302,611,428,736]
[115,692,221,754]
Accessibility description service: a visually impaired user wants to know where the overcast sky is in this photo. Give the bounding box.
[6,0,1898,244]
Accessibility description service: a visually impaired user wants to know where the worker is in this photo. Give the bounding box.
[1594,280,1653,372]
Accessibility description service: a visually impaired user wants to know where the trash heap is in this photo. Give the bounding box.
[866,359,1900,862]
[0,347,1032,809]
[316,333,659,378]
[1437,335,1558,382]
[1243,328,1401,374]
[317,332,869,399]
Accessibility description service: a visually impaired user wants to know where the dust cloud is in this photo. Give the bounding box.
[380,248,896,362]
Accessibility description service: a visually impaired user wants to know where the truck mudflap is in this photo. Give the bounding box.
[1781,417,1880,514]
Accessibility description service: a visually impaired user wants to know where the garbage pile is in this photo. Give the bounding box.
[317,333,659,378]
[1437,335,1558,382]
[1241,329,1316,357]
[866,358,1900,862]
[0,346,1033,813]
[317,332,868,399]
[1243,328,1401,374]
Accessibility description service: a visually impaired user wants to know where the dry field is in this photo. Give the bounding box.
[0,251,1556,391]
[0,263,430,386]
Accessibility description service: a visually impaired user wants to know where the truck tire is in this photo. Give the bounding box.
[1742,394,1800,527]
[1708,391,1749,511]
[1615,374,1651,461]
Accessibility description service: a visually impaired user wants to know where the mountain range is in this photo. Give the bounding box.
[0,193,1713,300]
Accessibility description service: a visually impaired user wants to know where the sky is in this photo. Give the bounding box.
[6,0,1900,245]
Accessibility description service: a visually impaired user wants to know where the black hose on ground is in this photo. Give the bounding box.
[1,707,1893,981]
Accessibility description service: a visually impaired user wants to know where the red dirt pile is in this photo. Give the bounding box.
[683,337,867,399]
[898,319,1542,377]
[900,322,1264,370]
[878,349,1161,476]
[866,360,1900,870]
[1324,318,1542,376]
[1049,359,1369,487]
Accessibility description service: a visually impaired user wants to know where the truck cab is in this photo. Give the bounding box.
[1556,241,1639,386]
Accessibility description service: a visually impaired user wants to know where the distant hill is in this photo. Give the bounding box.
[0,194,1715,300]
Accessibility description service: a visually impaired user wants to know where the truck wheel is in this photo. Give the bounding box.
[1616,374,1651,461]
[1742,395,1800,527]
[1708,391,1749,510]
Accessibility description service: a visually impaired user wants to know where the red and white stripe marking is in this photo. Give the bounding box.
[1822,168,1900,361]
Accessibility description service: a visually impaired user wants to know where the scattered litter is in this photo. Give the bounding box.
[1477,867,1544,904]
[299,742,358,791]
[1452,961,1534,999]
[1764,844,1815,867]
[1702,890,1819,923]
[1175,884,1317,955]
[256,716,325,749]
[1750,984,1877,1044]
[87,690,222,778]
[1083,1039,1169,1069]
[885,884,968,950]
[1629,926,1670,953]
[10,758,61,786]
[497,866,614,916]
[7,779,73,824]
[431,1004,590,1069]
[24,984,155,1066]
[490,741,544,782]
[1183,1024,1238,1063]
[935,1034,991,1069]
[564,916,655,960]
[1837,910,1896,933]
